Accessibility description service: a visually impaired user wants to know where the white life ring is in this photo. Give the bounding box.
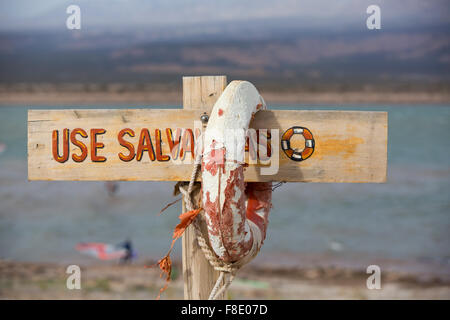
[201,81,272,264]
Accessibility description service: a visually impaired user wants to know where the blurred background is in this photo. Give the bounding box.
[0,0,449,299]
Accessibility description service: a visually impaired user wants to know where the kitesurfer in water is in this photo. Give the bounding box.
[118,238,134,264]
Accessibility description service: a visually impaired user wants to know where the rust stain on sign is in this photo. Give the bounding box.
[314,136,365,160]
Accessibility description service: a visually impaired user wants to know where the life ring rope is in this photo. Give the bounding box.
[155,81,273,300]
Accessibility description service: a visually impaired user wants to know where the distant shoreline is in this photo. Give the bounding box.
[1,90,449,106]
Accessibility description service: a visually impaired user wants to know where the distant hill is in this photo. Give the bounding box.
[0,27,448,91]
[0,1,449,91]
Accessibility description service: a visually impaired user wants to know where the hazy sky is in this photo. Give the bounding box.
[1,0,449,31]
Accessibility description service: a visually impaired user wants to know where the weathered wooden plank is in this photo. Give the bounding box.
[183,76,227,111]
[28,108,387,182]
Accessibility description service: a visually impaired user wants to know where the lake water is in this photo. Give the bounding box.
[0,104,449,275]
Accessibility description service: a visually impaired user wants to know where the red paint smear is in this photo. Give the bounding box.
[245,182,272,238]
[221,167,249,262]
[203,147,225,176]
[201,137,273,262]
[218,109,224,116]
[203,190,220,237]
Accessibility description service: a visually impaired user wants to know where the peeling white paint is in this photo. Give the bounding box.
[201,80,269,262]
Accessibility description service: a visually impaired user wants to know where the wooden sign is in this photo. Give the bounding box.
[28,108,387,183]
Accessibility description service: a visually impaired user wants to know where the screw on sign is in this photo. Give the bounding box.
[27,75,388,299]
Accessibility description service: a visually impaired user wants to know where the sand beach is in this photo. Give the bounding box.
[1,258,449,300]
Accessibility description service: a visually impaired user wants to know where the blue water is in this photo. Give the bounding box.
[0,105,449,271]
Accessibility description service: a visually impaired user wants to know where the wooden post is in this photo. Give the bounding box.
[181,75,228,300]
